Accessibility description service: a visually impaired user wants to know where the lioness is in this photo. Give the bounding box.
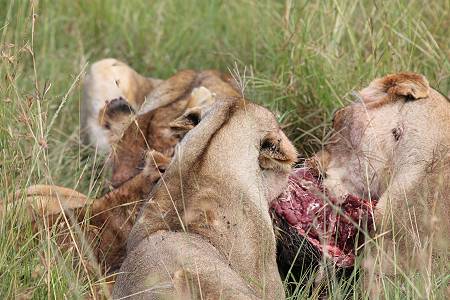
[310,73,450,297]
[7,64,246,284]
[113,97,297,299]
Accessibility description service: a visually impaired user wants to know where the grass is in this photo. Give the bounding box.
[0,0,449,298]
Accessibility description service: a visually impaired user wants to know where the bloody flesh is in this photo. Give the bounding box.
[271,168,377,268]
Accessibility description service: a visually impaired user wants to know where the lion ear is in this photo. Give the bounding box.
[383,72,430,99]
[98,97,135,129]
[259,130,297,172]
[186,86,216,108]
[169,107,202,134]
[363,72,430,101]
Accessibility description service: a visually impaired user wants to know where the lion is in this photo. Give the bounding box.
[80,57,244,196]
[5,65,242,281]
[81,58,162,153]
[112,97,298,299]
[1,149,170,274]
[108,70,240,187]
[309,72,450,297]
[81,58,240,187]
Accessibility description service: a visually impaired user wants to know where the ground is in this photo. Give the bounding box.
[0,0,449,299]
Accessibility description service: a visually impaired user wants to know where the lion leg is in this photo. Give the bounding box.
[93,149,171,213]
[0,185,88,221]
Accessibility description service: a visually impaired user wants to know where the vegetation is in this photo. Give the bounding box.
[0,0,448,298]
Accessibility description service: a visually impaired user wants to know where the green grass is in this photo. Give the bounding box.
[0,0,449,298]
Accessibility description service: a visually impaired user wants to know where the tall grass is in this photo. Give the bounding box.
[0,0,449,298]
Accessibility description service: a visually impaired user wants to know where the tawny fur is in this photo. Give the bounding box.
[10,65,241,275]
[82,60,239,189]
[113,98,297,299]
[360,72,430,109]
[11,65,262,297]
[312,72,450,297]
[2,150,170,273]
[81,58,162,153]
[109,69,240,187]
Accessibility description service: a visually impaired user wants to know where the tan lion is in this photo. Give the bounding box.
[108,68,240,187]
[310,72,450,297]
[5,65,239,274]
[112,97,298,299]
[81,58,240,187]
[1,149,169,274]
[81,58,163,153]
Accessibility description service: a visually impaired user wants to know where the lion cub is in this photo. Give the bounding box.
[3,149,170,273]
[108,69,239,187]
[81,58,162,153]
[82,59,240,187]
[311,72,450,297]
[112,97,297,299]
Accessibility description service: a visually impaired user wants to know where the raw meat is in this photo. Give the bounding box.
[271,168,377,268]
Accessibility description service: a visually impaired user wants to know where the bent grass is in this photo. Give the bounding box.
[1,0,449,299]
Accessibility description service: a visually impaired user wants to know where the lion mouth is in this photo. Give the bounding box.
[271,168,377,268]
